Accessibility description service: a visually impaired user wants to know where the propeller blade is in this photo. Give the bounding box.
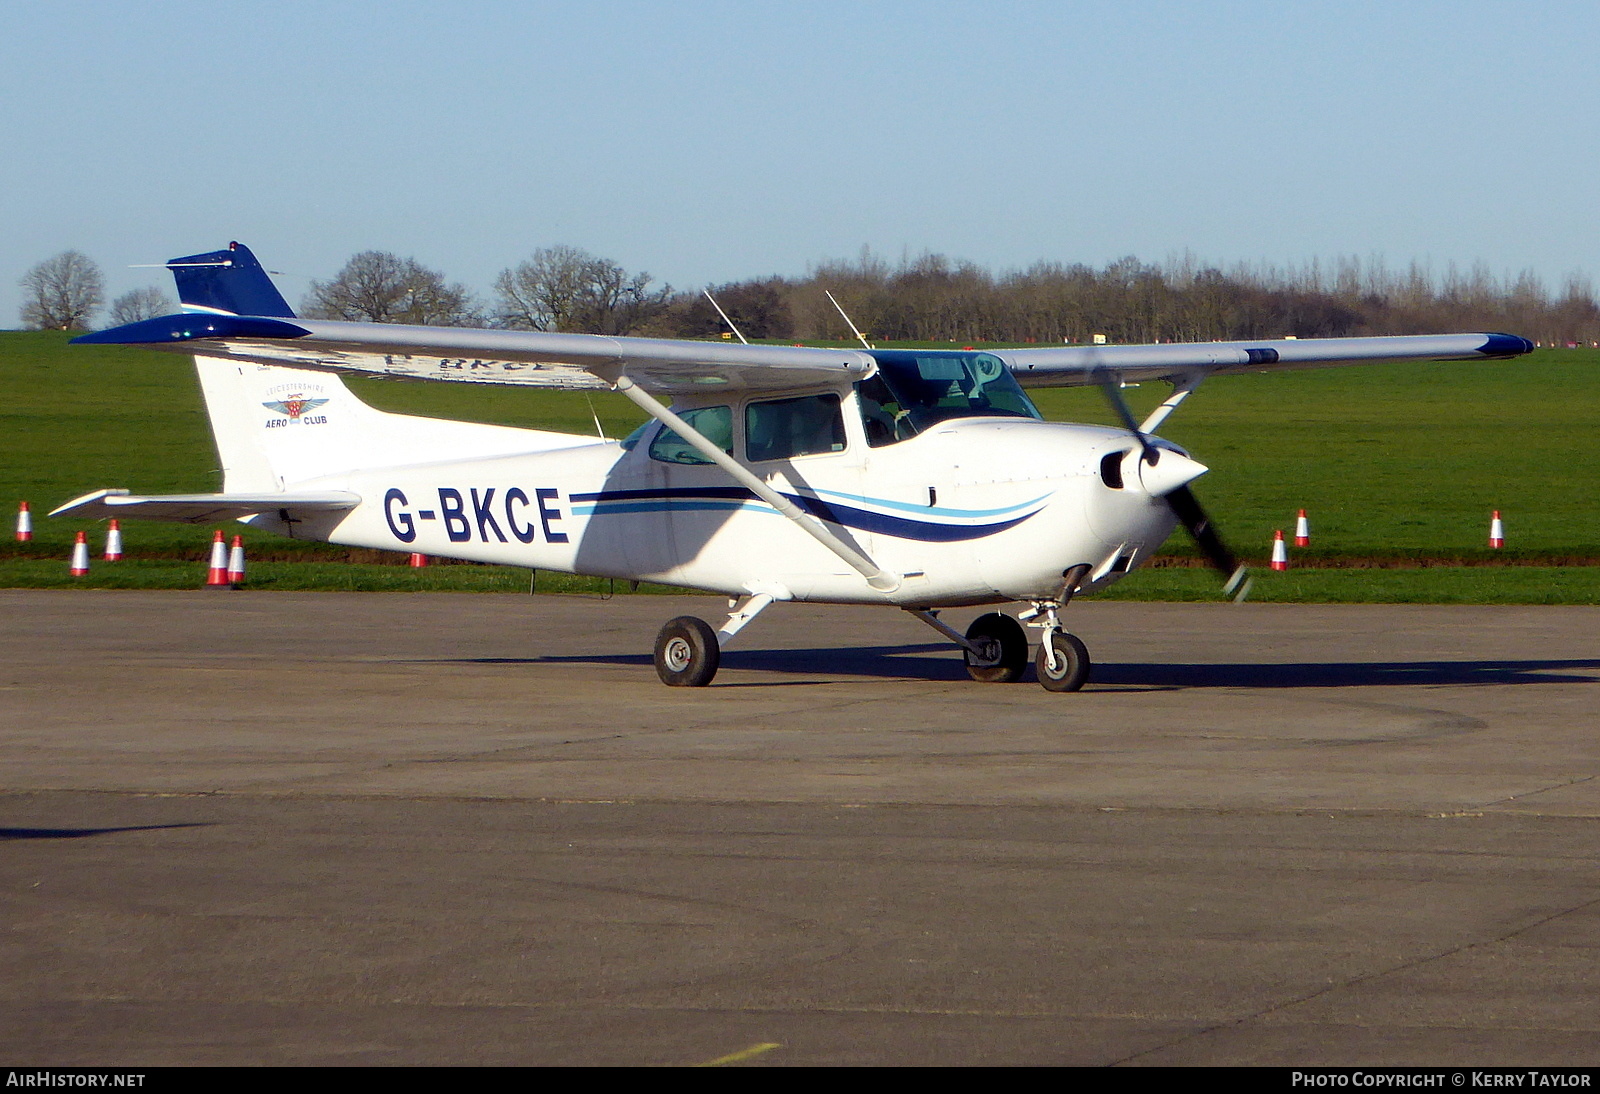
[1098,376,1159,465]
[1098,372,1251,601]
[1165,484,1252,602]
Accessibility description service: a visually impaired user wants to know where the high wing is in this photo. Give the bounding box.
[74,313,877,395]
[995,332,1533,387]
[76,313,1532,393]
[73,241,1533,392]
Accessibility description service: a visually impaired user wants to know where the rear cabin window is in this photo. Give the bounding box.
[745,393,846,462]
[649,405,732,464]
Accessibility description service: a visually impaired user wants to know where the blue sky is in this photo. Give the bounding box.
[2,0,1595,325]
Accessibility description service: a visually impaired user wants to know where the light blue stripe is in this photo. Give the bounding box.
[810,487,1050,519]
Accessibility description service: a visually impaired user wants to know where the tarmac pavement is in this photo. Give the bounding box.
[1,590,1597,1065]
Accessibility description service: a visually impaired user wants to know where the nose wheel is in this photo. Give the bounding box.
[1018,563,1093,692]
[1035,630,1090,692]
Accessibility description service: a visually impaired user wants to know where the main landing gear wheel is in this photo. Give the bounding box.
[964,613,1029,683]
[1036,631,1090,692]
[654,616,720,687]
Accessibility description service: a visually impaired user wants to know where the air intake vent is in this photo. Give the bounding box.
[1100,450,1128,489]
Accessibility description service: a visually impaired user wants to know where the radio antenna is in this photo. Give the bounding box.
[825,290,873,350]
[703,290,749,345]
[583,392,608,441]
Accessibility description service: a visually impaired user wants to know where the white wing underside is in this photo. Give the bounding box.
[196,320,876,395]
[107,318,1530,395]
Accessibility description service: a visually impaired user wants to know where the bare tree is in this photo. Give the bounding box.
[108,287,175,325]
[19,251,104,330]
[665,278,794,340]
[301,251,478,325]
[495,246,671,335]
[572,259,672,335]
[494,246,595,331]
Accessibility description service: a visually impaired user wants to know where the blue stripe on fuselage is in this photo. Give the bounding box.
[568,487,1048,543]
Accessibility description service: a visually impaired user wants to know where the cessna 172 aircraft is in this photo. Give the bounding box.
[59,243,1532,689]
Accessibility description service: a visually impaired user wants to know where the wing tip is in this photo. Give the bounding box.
[1480,332,1536,358]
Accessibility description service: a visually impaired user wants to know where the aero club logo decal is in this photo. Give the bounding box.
[262,383,330,428]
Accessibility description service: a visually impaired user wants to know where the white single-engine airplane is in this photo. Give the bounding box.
[59,243,1532,689]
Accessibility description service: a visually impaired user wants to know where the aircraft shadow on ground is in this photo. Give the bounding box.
[427,649,1600,688]
[0,823,209,841]
[1089,659,1600,688]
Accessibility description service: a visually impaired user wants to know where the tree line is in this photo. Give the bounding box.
[17,245,1600,347]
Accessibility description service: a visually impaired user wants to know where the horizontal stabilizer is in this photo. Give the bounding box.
[50,488,360,524]
[72,313,309,345]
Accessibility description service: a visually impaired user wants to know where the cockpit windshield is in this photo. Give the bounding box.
[855,350,1042,447]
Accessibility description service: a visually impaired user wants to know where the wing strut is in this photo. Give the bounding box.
[1138,372,1205,435]
[609,374,901,593]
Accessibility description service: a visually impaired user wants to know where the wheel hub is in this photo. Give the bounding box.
[971,638,1001,666]
[663,637,692,672]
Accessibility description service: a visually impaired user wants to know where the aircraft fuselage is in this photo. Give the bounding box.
[271,413,1183,607]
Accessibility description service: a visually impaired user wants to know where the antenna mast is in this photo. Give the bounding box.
[825,290,873,350]
[703,290,749,345]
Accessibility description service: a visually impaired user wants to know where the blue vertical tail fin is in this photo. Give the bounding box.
[169,241,295,318]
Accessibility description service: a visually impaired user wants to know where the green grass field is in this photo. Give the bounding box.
[3,330,1597,601]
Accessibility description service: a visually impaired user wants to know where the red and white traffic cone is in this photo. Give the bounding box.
[104,519,123,561]
[409,552,429,568]
[16,502,32,542]
[1270,529,1289,571]
[1489,510,1505,549]
[69,531,90,576]
[1294,508,1310,547]
[205,530,230,587]
[227,535,246,586]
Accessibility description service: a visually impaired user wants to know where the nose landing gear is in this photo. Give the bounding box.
[907,564,1095,692]
[1016,563,1094,692]
[1034,629,1090,692]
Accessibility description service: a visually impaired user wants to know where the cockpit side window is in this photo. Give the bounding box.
[856,373,915,448]
[649,405,732,464]
[619,420,652,451]
[746,393,846,461]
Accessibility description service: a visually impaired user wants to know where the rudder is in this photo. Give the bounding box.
[170,241,295,318]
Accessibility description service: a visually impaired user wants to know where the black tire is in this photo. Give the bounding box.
[1035,631,1090,692]
[654,616,720,687]
[964,612,1028,683]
